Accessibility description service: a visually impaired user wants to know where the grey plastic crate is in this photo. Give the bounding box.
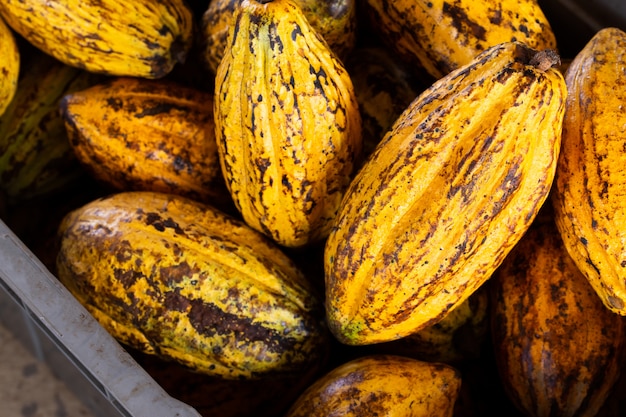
[0,219,202,417]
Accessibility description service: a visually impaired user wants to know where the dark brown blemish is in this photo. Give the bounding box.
[442,2,487,42]
[159,261,198,285]
[145,212,185,235]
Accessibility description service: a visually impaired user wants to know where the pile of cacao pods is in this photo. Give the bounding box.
[1,0,626,415]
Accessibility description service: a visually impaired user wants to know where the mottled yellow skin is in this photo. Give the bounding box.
[0,54,99,203]
[214,0,362,248]
[552,28,626,315]
[325,42,566,345]
[366,0,557,79]
[61,77,223,204]
[492,212,626,417]
[0,0,192,78]
[285,355,461,417]
[0,16,19,117]
[56,191,328,379]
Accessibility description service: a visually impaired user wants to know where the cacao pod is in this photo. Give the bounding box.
[285,354,462,417]
[60,77,228,206]
[56,191,329,379]
[214,0,362,248]
[0,0,193,78]
[325,42,566,345]
[551,27,626,314]
[364,0,557,79]
[491,208,626,417]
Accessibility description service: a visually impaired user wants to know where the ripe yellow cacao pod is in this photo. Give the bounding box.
[56,191,329,379]
[491,209,626,417]
[552,27,626,314]
[0,53,102,204]
[214,0,362,248]
[60,77,226,205]
[365,0,557,79]
[0,0,193,78]
[285,354,462,417]
[0,16,19,117]
[200,0,357,75]
[325,42,566,345]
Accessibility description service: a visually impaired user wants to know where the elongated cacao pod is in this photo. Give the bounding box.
[365,0,557,79]
[201,0,357,75]
[325,42,566,345]
[552,27,626,314]
[491,210,626,417]
[0,16,19,117]
[60,77,226,206]
[0,0,193,78]
[214,0,362,248]
[56,191,329,379]
[0,53,101,204]
[285,355,462,417]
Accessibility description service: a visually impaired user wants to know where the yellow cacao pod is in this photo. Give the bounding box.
[60,77,226,205]
[214,0,362,248]
[365,0,557,79]
[0,16,19,117]
[201,0,357,75]
[552,27,626,314]
[491,209,626,417]
[0,0,193,78]
[285,355,462,417]
[325,42,566,345]
[56,191,329,379]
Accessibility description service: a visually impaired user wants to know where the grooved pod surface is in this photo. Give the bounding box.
[61,77,222,204]
[325,42,566,345]
[552,27,626,314]
[0,0,193,78]
[491,213,626,417]
[214,0,362,248]
[365,0,557,79]
[56,191,328,379]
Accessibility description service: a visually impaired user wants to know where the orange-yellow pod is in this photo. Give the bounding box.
[285,355,461,417]
[0,0,192,78]
[491,210,626,417]
[61,77,226,205]
[56,191,329,379]
[365,0,557,79]
[325,42,566,345]
[552,27,626,314]
[214,0,362,248]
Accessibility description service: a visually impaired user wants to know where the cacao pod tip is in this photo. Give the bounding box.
[529,49,561,71]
